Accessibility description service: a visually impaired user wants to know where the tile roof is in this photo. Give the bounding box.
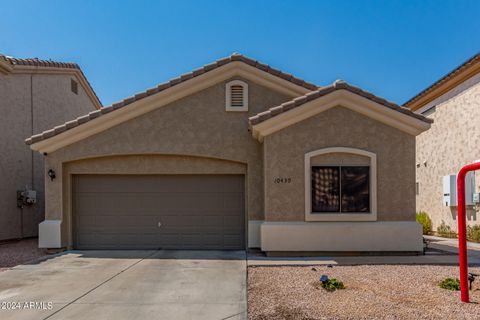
[4,56,81,69]
[1,55,102,108]
[249,80,433,126]
[404,52,480,109]
[26,53,318,145]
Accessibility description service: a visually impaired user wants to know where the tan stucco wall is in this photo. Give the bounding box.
[43,78,292,247]
[0,72,96,240]
[263,106,416,221]
[416,74,480,231]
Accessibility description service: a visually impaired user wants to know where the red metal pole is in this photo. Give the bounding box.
[457,162,480,303]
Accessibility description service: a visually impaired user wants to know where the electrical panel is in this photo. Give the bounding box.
[443,172,475,206]
[443,175,456,206]
[16,189,37,208]
[473,193,480,204]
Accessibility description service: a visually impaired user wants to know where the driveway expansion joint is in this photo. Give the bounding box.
[41,250,158,320]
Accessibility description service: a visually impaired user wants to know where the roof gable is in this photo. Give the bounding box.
[27,54,317,153]
[0,54,102,109]
[249,80,432,141]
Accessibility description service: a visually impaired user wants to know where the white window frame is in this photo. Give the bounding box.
[305,147,377,222]
[226,80,248,112]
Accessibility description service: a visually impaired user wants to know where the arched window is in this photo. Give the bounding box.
[226,80,248,111]
[304,147,377,221]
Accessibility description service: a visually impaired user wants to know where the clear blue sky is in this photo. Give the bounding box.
[1,0,479,106]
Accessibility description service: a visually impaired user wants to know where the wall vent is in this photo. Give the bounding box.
[71,79,78,95]
[226,80,248,111]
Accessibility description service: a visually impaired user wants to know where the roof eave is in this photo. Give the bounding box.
[405,53,480,111]
[27,60,315,153]
[0,57,13,74]
[251,89,431,142]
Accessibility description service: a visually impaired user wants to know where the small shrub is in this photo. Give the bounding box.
[321,278,345,292]
[439,278,460,291]
[467,225,480,242]
[416,211,432,235]
[437,220,457,238]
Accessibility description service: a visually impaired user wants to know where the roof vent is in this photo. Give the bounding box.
[226,80,248,112]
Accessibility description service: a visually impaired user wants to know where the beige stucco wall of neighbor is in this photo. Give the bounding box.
[42,78,291,248]
[0,72,96,240]
[416,74,480,231]
[263,106,416,222]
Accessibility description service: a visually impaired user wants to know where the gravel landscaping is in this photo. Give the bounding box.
[0,238,46,271]
[248,265,480,320]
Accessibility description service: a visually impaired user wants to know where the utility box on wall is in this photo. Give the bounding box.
[443,172,475,206]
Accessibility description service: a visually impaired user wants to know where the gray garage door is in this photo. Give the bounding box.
[73,175,245,250]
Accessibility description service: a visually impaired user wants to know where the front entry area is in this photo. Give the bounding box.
[73,174,245,250]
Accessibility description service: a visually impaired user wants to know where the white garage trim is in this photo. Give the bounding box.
[38,220,62,248]
[248,220,263,248]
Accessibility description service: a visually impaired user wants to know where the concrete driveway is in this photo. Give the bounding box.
[0,250,246,320]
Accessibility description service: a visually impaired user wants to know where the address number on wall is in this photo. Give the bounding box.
[274,177,292,184]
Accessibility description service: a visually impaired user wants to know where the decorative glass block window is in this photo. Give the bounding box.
[312,166,370,213]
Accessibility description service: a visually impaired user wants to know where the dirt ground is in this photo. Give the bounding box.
[248,265,480,320]
[0,238,46,271]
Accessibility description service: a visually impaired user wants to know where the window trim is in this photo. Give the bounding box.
[305,147,377,221]
[226,80,248,112]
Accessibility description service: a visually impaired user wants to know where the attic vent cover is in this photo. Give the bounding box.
[71,79,78,95]
[230,85,244,107]
[226,80,248,111]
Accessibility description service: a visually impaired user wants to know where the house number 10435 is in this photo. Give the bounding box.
[274,177,291,184]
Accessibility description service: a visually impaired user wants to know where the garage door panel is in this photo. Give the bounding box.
[74,174,245,250]
[75,175,244,193]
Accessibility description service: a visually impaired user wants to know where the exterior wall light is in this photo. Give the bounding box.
[48,169,56,181]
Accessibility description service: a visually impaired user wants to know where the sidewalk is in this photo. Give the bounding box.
[424,235,480,258]
[247,236,480,266]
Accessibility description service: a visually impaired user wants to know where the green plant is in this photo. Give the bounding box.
[321,278,345,292]
[439,278,460,291]
[467,225,480,242]
[437,220,457,238]
[416,211,432,235]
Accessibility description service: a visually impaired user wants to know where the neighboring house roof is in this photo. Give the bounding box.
[26,53,317,150]
[404,52,480,111]
[249,80,432,141]
[0,54,102,109]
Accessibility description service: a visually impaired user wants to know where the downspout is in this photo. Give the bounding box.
[20,73,35,239]
[30,74,34,189]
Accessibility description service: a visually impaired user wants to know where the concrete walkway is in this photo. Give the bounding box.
[0,250,246,320]
[425,235,480,258]
[248,237,480,266]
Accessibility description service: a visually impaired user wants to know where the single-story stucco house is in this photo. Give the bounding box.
[26,54,432,254]
[0,54,100,241]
